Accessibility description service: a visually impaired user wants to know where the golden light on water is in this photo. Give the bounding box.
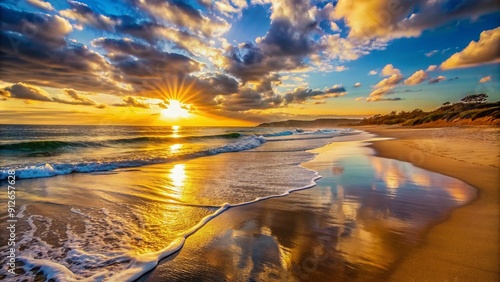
[170,164,186,188]
[172,125,181,138]
[170,143,182,153]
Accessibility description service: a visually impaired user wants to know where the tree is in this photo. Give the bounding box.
[442,101,451,106]
[460,94,488,104]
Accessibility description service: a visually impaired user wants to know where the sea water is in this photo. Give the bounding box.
[0,125,352,281]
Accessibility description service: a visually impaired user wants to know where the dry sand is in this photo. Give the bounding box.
[361,126,499,281]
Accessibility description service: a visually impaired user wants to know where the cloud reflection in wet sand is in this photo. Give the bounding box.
[141,138,476,282]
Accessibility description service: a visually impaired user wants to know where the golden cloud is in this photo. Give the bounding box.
[441,27,500,70]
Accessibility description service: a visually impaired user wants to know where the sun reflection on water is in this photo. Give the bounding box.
[170,143,182,153]
[172,125,181,138]
[170,164,186,188]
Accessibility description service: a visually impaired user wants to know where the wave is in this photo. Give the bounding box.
[0,135,265,180]
[17,167,322,282]
[0,133,243,152]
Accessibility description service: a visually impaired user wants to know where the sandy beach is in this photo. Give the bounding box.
[362,126,499,281]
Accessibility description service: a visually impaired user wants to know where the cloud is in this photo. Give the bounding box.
[114,96,151,108]
[60,1,116,30]
[223,1,329,82]
[479,75,492,83]
[2,83,52,101]
[429,76,446,84]
[26,0,55,11]
[91,37,202,79]
[368,70,377,75]
[366,86,394,102]
[51,88,104,108]
[374,73,404,88]
[332,0,498,41]
[0,5,72,47]
[355,97,364,101]
[215,87,282,111]
[441,27,500,70]
[330,22,341,32]
[319,33,387,62]
[367,64,404,101]
[224,40,308,81]
[381,64,401,76]
[133,0,230,37]
[426,65,438,72]
[353,82,362,88]
[284,85,346,104]
[425,50,439,57]
[0,30,116,93]
[2,83,106,108]
[404,70,428,85]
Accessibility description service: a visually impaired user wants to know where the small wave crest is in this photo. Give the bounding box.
[0,133,243,152]
[0,135,264,180]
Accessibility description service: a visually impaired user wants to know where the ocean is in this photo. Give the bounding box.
[0,125,476,281]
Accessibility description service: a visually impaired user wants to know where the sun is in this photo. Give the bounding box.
[161,100,190,118]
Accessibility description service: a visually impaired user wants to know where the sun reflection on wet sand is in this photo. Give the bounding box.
[142,134,477,282]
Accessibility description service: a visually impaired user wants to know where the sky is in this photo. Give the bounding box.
[0,0,499,126]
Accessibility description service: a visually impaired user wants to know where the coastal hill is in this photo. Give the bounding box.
[257,118,360,127]
[359,94,499,126]
[258,95,500,128]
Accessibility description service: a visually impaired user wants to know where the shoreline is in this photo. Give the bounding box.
[139,130,480,281]
[362,126,499,281]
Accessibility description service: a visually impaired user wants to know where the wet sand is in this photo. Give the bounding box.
[139,132,478,281]
[362,126,499,281]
